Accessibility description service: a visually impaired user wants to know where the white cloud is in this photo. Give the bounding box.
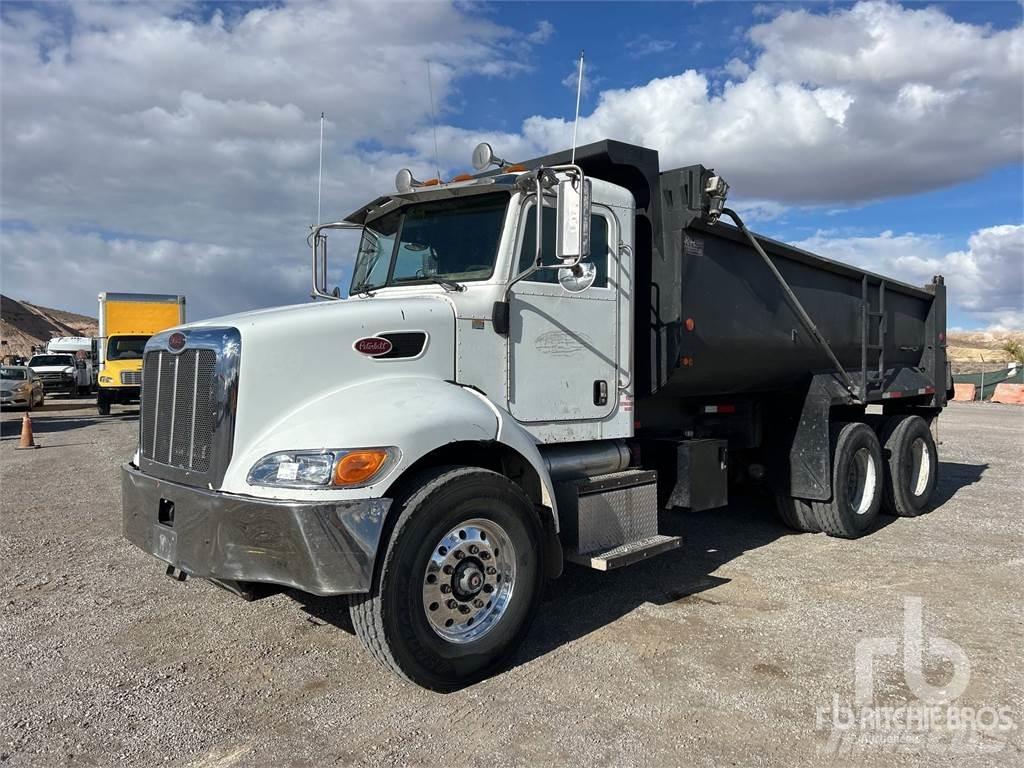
[0,0,543,318]
[0,0,1020,325]
[626,35,676,57]
[791,224,1024,328]
[527,20,554,45]
[506,1,1023,203]
[723,57,751,79]
[561,60,602,98]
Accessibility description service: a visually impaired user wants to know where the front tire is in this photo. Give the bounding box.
[349,466,544,691]
[97,391,111,415]
[812,422,883,539]
[880,415,938,517]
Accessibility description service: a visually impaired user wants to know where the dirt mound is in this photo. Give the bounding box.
[1,295,98,359]
[947,330,1024,374]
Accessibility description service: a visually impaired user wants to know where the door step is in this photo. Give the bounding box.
[566,534,681,571]
[556,469,681,571]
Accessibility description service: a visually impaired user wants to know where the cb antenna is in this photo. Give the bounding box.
[571,50,584,165]
[316,111,324,226]
[427,61,441,180]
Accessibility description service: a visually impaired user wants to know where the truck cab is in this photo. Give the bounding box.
[28,353,80,396]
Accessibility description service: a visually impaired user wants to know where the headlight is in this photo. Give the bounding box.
[99,375,113,384]
[247,448,397,489]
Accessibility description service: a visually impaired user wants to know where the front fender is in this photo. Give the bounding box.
[221,377,499,495]
[222,377,559,532]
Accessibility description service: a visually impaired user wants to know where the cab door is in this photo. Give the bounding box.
[507,202,620,423]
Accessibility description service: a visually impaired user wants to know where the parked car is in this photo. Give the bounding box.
[0,366,44,409]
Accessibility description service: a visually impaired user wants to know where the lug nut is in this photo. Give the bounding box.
[453,550,465,560]
[440,584,451,594]
[443,565,453,575]
[479,551,490,560]
[468,544,479,555]
[483,584,493,593]
[459,605,470,615]
[446,599,458,609]
[486,566,497,575]
[473,599,484,609]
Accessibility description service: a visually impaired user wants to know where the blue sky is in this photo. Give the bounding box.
[1,1,1021,328]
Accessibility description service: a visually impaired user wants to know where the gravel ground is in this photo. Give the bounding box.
[1,398,1021,767]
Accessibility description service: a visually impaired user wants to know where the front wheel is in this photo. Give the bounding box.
[349,466,544,691]
[97,391,111,416]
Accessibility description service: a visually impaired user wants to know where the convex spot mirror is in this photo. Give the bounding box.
[555,178,591,261]
[558,262,597,293]
[471,142,507,171]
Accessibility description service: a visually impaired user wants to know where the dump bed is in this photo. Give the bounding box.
[518,139,947,407]
[648,215,947,403]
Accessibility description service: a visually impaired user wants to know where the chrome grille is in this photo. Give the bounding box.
[120,370,142,386]
[141,349,218,472]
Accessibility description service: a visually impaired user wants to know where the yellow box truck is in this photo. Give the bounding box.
[97,293,185,415]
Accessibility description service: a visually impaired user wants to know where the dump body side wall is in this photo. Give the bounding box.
[650,224,935,399]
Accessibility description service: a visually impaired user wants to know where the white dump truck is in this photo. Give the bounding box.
[123,140,949,690]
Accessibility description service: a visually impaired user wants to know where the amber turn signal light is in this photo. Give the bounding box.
[332,449,389,486]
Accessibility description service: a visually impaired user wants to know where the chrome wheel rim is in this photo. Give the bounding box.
[422,518,516,644]
[910,437,931,497]
[847,447,877,515]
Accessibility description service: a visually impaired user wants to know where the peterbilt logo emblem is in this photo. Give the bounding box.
[167,332,186,352]
[353,337,392,357]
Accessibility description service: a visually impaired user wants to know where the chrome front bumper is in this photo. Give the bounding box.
[121,464,391,596]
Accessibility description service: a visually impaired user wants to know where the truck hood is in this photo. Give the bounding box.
[29,365,75,374]
[179,296,459,456]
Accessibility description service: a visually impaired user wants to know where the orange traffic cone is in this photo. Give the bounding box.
[15,412,39,450]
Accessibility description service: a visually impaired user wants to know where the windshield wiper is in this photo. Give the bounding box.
[352,281,377,297]
[417,276,465,292]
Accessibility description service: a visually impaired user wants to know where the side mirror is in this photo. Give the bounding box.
[558,262,597,293]
[555,178,591,261]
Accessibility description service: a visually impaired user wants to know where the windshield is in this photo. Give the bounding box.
[107,336,149,360]
[351,193,508,293]
[1,367,27,381]
[29,355,73,367]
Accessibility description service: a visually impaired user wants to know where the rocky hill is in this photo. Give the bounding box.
[1,295,98,359]
[947,330,1024,374]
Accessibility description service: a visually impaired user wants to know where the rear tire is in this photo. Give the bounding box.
[774,489,820,532]
[880,415,938,517]
[349,466,544,691]
[812,422,883,539]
